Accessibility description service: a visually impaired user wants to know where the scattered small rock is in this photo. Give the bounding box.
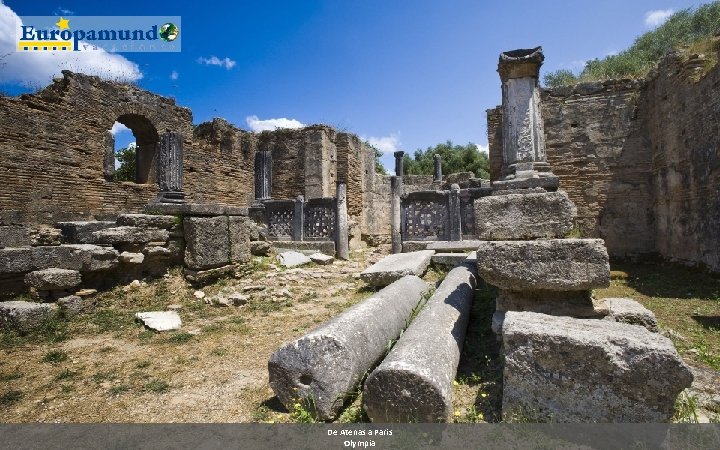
[242,285,266,293]
[166,304,182,311]
[277,251,312,268]
[119,251,145,264]
[227,293,250,306]
[75,288,97,297]
[276,288,291,298]
[309,252,334,265]
[135,311,182,331]
[193,290,206,299]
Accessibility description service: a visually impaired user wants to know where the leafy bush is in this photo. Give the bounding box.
[543,2,720,87]
[403,140,490,179]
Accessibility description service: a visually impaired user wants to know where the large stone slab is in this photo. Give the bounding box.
[476,239,610,291]
[91,226,169,245]
[360,250,435,287]
[183,216,251,270]
[0,245,118,274]
[0,226,30,248]
[363,264,477,422]
[501,311,693,422]
[0,301,58,334]
[116,214,178,230]
[496,289,605,318]
[277,251,311,268]
[474,191,576,240]
[425,241,483,252]
[55,221,116,244]
[24,268,81,290]
[268,275,430,420]
[601,297,659,332]
[431,252,475,268]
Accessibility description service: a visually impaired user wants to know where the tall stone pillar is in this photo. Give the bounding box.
[336,183,350,260]
[433,154,442,183]
[494,47,558,191]
[448,183,462,241]
[103,131,115,181]
[394,151,405,177]
[155,131,185,203]
[292,195,304,242]
[390,176,402,254]
[254,150,272,201]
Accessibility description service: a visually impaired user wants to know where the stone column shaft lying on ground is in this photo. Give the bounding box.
[501,311,693,422]
[268,275,430,421]
[363,263,477,423]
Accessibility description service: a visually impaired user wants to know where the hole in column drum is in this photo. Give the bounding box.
[298,374,313,386]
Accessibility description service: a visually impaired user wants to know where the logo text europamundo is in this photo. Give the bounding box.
[16,16,181,53]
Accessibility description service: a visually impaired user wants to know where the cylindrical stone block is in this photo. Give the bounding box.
[390,176,402,254]
[336,183,350,260]
[393,150,405,176]
[363,263,477,422]
[268,275,430,421]
[433,154,442,182]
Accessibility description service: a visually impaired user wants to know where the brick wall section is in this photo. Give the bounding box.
[188,119,256,207]
[644,52,720,271]
[0,71,191,225]
[542,79,654,256]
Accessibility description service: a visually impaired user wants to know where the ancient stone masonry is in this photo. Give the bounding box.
[488,41,720,271]
[478,48,693,422]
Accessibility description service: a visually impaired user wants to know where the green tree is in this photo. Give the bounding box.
[402,141,490,179]
[114,143,136,182]
[365,142,387,175]
[543,69,578,88]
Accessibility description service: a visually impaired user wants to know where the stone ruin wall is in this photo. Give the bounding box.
[488,49,720,271]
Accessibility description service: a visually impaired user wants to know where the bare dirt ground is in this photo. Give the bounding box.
[1,250,718,423]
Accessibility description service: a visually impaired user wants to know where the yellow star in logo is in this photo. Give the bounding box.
[56,17,70,30]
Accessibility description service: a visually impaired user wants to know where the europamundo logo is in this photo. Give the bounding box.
[16,16,181,53]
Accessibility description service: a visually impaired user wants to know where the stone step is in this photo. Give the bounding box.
[431,252,476,268]
[360,250,435,287]
[363,263,477,422]
[426,240,483,252]
[268,275,431,421]
[272,240,335,256]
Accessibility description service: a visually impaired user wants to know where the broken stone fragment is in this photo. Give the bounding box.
[309,252,334,265]
[250,240,271,256]
[501,311,693,422]
[0,301,58,334]
[277,251,311,268]
[91,226,169,245]
[116,214,178,230]
[24,268,81,291]
[135,311,182,331]
[600,297,659,332]
[57,295,89,317]
[359,250,435,287]
[119,252,145,264]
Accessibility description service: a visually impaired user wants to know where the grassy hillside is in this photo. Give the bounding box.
[544,2,720,87]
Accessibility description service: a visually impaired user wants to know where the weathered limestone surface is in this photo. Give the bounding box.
[309,253,334,265]
[268,275,430,420]
[431,252,474,268]
[474,191,576,240]
[0,301,58,333]
[601,297,658,332]
[116,214,178,230]
[426,240,483,252]
[476,239,610,291]
[250,241,271,256]
[135,311,182,331]
[24,268,81,290]
[0,226,30,248]
[501,311,693,422]
[360,250,435,286]
[92,226,169,245]
[0,245,119,274]
[363,264,477,422]
[57,295,89,317]
[119,252,145,264]
[56,221,116,244]
[183,216,250,270]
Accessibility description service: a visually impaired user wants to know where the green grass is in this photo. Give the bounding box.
[0,371,23,382]
[42,350,68,364]
[54,368,80,381]
[167,332,193,344]
[596,261,720,371]
[544,2,720,86]
[0,389,23,406]
[108,385,130,396]
[144,379,170,393]
[135,360,151,369]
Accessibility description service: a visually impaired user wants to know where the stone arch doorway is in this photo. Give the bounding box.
[107,114,160,184]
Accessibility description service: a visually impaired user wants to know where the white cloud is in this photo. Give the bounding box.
[110,121,130,136]
[645,9,675,28]
[197,56,236,70]
[53,7,74,16]
[246,115,305,132]
[170,70,179,80]
[365,133,402,154]
[0,3,142,88]
[476,143,489,154]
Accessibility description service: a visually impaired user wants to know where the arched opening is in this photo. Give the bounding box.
[105,114,159,184]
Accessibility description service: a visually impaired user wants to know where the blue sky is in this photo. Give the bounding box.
[0,0,711,171]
